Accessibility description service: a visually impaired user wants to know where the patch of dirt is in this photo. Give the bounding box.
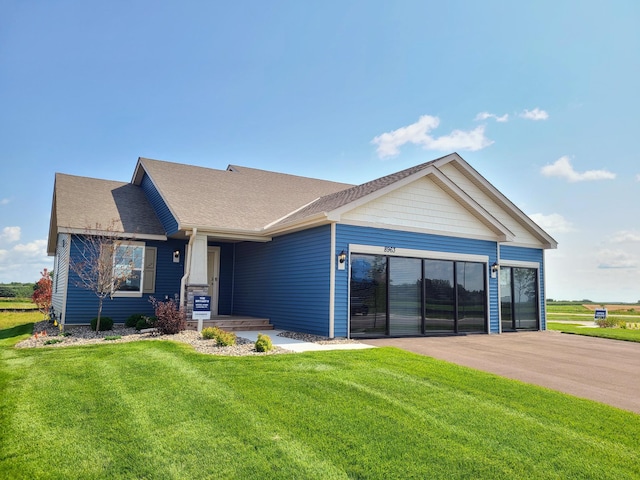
[582,304,637,312]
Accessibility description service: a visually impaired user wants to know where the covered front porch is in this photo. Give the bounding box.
[185,315,273,332]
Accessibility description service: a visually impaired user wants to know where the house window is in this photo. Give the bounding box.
[112,243,145,297]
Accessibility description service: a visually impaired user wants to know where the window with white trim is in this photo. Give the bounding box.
[112,242,145,297]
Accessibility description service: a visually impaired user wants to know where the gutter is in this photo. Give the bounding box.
[179,227,197,307]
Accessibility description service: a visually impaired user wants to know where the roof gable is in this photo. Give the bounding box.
[47,173,166,254]
[266,153,556,248]
[132,157,353,233]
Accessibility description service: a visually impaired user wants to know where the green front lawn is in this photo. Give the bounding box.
[548,322,640,342]
[1,319,639,479]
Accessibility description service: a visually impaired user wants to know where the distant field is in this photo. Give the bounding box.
[547,302,640,317]
[0,298,37,310]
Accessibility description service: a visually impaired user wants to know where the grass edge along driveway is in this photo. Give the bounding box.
[1,324,639,479]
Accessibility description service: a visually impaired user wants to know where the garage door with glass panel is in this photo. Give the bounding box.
[499,266,539,331]
[350,253,487,337]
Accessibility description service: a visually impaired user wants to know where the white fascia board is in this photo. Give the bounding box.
[184,226,272,242]
[58,227,167,241]
[441,156,558,249]
[262,197,322,230]
[263,212,330,236]
[325,165,514,242]
[428,169,515,241]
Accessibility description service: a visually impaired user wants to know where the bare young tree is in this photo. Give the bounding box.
[68,221,138,331]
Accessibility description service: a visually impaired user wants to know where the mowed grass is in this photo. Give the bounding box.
[1,318,639,479]
[548,322,640,342]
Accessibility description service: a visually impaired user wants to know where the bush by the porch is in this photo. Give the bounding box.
[150,297,186,334]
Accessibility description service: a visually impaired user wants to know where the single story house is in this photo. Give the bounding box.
[47,153,557,337]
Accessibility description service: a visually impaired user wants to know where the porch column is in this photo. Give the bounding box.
[185,233,209,324]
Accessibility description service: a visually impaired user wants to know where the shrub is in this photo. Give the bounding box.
[90,317,113,331]
[104,335,121,341]
[595,318,626,328]
[125,313,146,328]
[215,329,237,347]
[202,326,236,346]
[44,338,63,345]
[201,327,217,340]
[255,333,273,352]
[150,296,186,335]
[135,316,156,331]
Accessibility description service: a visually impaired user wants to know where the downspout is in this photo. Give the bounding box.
[496,243,501,334]
[179,227,197,308]
[329,223,336,338]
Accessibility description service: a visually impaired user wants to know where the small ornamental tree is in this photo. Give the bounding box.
[68,221,137,332]
[150,296,186,334]
[32,269,53,320]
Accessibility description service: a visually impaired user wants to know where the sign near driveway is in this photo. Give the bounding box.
[594,309,607,320]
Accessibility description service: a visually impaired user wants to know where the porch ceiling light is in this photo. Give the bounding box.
[338,250,347,264]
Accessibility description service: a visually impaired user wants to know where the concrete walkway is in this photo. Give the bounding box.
[238,330,374,353]
[362,331,640,414]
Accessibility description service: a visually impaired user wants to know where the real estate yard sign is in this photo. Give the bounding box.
[193,295,211,331]
[594,308,607,320]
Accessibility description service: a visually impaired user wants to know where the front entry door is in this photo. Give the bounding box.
[500,266,539,331]
[207,247,220,316]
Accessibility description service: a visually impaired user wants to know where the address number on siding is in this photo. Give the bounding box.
[384,246,396,253]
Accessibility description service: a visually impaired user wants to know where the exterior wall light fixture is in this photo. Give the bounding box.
[491,262,499,278]
[173,249,180,263]
[338,250,347,270]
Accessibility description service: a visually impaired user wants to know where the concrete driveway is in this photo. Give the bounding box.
[362,331,640,414]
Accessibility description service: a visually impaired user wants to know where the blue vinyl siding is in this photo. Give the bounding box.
[336,224,501,335]
[140,173,179,235]
[233,226,331,336]
[64,235,186,324]
[500,245,547,330]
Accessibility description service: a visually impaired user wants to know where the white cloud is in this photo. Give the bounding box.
[0,198,10,206]
[475,112,509,122]
[372,115,493,158]
[520,108,549,120]
[0,238,52,283]
[636,174,640,182]
[0,226,21,243]
[13,239,47,256]
[596,248,637,269]
[541,156,616,182]
[528,213,574,234]
[610,231,640,243]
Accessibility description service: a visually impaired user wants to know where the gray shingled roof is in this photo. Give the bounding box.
[268,155,448,229]
[136,158,354,232]
[51,173,166,241]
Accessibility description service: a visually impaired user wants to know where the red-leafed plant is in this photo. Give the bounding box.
[150,296,186,334]
[32,269,52,320]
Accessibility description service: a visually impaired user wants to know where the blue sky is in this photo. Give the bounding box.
[1,1,639,301]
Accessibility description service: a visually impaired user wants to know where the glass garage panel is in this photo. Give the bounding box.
[389,257,422,335]
[350,254,387,337]
[457,262,486,333]
[513,268,538,330]
[424,259,455,333]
